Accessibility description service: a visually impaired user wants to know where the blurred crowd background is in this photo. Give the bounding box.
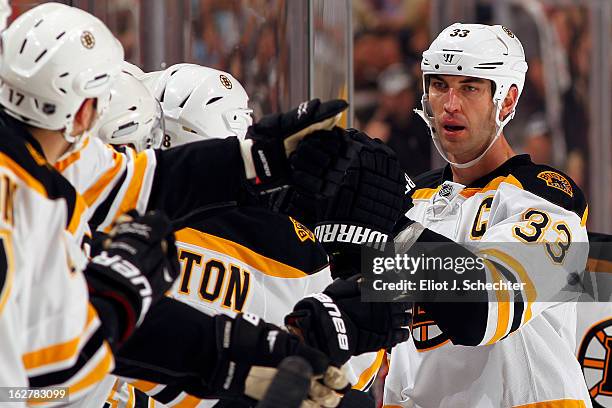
[6,0,612,231]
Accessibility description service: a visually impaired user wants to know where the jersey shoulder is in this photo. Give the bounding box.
[0,111,81,227]
[508,159,587,219]
[183,206,329,275]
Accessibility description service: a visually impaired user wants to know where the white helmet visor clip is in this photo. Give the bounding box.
[223,107,253,139]
[147,99,165,149]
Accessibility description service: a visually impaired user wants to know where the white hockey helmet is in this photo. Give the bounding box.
[0,3,124,143]
[415,23,528,168]
[95,70,164,152]
[121,60,145,79]
[0,0,10,31]
[143,63,252,149]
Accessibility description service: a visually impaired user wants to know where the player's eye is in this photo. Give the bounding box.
[431,80,447,90]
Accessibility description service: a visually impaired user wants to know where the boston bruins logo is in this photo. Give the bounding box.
[578,318,612,407]
[411,304,449,351]
[537,170,573,197]
[219,74,233,90]
[289,216,315,243]
[80,31,95,49]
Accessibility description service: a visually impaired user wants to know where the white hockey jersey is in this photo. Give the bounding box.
[0,116,112,406]
[384,154,591,408]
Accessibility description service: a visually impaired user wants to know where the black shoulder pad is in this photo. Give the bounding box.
[511,163,587,220]
[187,206,329,275]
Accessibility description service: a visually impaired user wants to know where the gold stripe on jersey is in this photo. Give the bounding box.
[513,399,587,408]
[130,379,159,393]
[176,228,309,278]
[581,205,588,227]
[126,383,136,407]
[0,152,47,196]
[460,175,524,198]
[55,138,90,172]
[411,186,441,201]
[68,194,87,235]
[0,230,14,315]
[22,303,98,370]
[483,260,511,345]
[27,342,113,405]
[352,349,385,390]
[66,342,114,397]
[83,151,125,206]
[481,249,536,325]
[104,150,149,233]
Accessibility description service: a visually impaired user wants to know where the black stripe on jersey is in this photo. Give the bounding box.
[490,260,525,336]
[133,386,153,408]
[0,110,78,228]
[89,168,127,230]
[28,327,105,388]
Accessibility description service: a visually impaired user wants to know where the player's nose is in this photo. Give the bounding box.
[443,88,461,114]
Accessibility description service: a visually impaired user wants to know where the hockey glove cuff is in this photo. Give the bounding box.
[240,99,348,194]
[85,211,180,346]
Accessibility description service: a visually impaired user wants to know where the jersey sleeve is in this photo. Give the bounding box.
[146,137,250,222]
[425,181,588,346]
[60,136,250,233]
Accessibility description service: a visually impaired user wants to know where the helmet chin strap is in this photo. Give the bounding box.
[415,94,513,169]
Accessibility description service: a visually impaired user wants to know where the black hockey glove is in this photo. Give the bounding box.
[85,210,180,346]
[209,312,349,406]
[271,129,405,278]
[242,98,348,194]
[285,276,411,366]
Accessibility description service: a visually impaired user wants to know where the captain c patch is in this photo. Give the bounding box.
[537,171,573,197]
[289,217,315,242]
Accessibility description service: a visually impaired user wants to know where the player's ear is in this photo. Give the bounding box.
[71,98,97,137]
[499,85,519,121]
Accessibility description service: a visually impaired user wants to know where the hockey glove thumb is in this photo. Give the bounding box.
[286,275,411,366]
[85,210,180,346]
[241,98,348,194]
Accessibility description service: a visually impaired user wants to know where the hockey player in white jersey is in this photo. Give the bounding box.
[0,3,409,407]
[98,63,393,407]
[0,2,181,405]
[282,23,592,407]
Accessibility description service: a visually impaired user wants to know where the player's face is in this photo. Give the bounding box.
[427,74,496,164]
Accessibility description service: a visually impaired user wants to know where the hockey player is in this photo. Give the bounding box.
[0,2,180,404]
[100,63,395,407]
[0,3,405,407]
[283,23,592,407]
